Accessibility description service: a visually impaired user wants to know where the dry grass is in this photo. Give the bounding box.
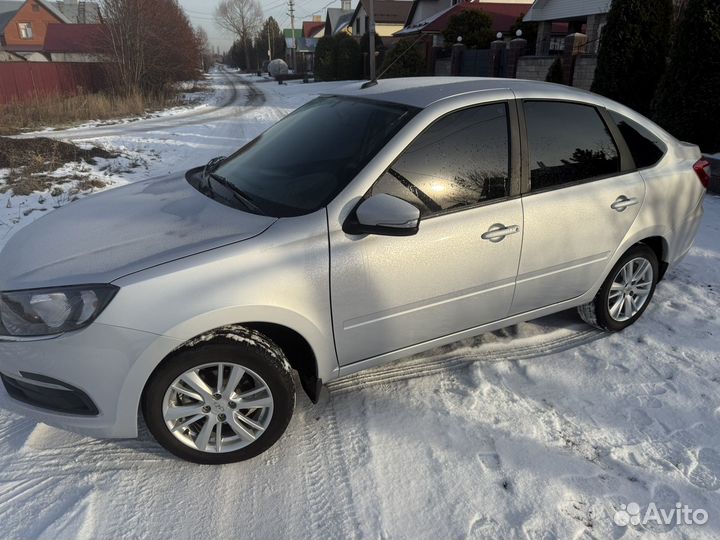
[0,137,115,196]
[0,90,180,136]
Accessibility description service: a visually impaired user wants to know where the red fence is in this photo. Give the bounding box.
[0,62,112,104]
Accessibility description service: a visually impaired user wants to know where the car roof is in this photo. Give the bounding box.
[325,76,599,109]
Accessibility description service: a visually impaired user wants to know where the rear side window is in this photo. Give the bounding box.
[369,103,510,217]
[610,111,665,169]
[524,101,620,191]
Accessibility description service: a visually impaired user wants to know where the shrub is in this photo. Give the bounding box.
[379,39,425,78]
[653,0,720,152]
[315,34,361,81]
[443,9,494,49]
[590,0,673,115]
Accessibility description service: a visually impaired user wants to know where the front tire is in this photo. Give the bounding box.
[578,244,659,332]
[142,327,295,464]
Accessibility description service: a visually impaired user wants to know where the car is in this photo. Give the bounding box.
[0,78,709,464]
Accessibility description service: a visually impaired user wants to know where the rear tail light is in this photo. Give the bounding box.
[693,159,712,189]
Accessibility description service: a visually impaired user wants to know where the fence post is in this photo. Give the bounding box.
[490,35,505,77]
[450,41,466,76]
[536,21,552,56]
[561,32,587,85]
[505,34,527,78]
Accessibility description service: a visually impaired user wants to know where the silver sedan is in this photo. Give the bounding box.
[0,78,708,463]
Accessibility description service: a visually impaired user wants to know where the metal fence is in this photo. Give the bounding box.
[0,62,111,104]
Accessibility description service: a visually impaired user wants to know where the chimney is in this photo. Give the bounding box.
[341,0,351,10]
[313,15,321,21]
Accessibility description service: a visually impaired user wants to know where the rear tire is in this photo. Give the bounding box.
[142,327,295,464]
[578,244,659,332]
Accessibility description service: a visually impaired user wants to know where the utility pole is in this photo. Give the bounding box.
[367,0,376,82]
[288,0,297,72]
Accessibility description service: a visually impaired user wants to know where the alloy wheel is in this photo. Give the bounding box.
[607,257,654,322]
[162,362,274,453]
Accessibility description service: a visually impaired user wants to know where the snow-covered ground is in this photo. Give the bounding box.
[0,74,719,539]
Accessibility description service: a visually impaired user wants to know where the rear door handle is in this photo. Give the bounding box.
[611,196,639,212]
[481,224,520,243]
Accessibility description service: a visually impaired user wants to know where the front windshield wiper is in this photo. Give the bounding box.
[207,172,265,215]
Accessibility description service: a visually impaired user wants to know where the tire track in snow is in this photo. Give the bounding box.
[328,327,604,393]
[298,395,362,539]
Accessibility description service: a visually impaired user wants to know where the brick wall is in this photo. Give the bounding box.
[572,54,597,90]
[516,56,555,81]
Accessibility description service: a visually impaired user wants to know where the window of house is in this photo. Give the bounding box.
[609,110,665,169]
[524,101,620,191]
[18,22,33,39]
[368,103,511,217]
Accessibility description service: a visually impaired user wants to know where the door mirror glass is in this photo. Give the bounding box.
[344,194,420,236]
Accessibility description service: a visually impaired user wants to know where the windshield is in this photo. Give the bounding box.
[212,96,418,216]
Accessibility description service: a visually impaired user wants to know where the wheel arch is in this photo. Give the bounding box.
[637,235,669,280]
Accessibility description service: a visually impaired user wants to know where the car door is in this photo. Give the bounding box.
[329,102,524,365]
[509,100,646,315]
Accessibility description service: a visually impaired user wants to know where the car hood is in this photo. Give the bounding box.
[0,174,277,290]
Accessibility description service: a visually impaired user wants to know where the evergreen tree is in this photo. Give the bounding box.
[653,0,720,152]
[379,39,425,78]
[442,9,494,49]
[255,17,285,63]
[314,34,361,80]
[591,0,673,115]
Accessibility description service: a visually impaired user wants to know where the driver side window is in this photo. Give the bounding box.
[368,103,510,217]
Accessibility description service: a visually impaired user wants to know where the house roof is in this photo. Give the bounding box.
[43,23,104,52]
[396,1,531,37]
[54,0,101,23]
[325,7,353,33]
[334,12,353,33]
[35,0,72,23]
[302,20,324,37]
[523,0,611,22]
[0,0,22,34]
[350,0,412,26]
[283,27,302,39]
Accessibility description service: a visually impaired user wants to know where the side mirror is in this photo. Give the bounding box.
[344,194,420,236]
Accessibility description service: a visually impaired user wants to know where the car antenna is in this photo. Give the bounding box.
[362,33,425,89]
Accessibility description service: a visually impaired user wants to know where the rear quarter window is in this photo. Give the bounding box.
[609,111,666,169]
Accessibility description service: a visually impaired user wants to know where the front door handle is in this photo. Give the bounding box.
[611,196,639,212]
[481,223,520,243]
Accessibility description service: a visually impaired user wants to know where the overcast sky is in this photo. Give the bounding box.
[179,0,344,52]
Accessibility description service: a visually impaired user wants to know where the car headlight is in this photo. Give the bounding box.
[0,285,119,337]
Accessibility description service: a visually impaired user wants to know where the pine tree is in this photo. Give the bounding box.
[591,0,673,115]
[653,0,720,152]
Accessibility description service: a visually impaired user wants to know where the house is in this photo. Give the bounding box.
[303,16,325,38]
[325,1,354,35]
[348,0,412,38]
[284,28,318,72]
[395,1,531,45]
[0,0,70,56]
[43,22,104,61]
[522,0,611,54]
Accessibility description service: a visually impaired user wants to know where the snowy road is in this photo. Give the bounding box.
[1,75,720,540]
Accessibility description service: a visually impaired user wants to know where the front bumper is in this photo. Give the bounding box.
[0,323,182,438]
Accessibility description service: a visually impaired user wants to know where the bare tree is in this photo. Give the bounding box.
[195,27,215,72]
[215,0,263,70]
[98,0,202,95]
